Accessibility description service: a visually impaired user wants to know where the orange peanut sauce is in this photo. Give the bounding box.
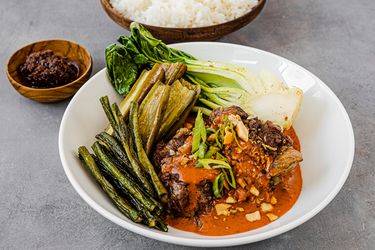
[165,127,302,236]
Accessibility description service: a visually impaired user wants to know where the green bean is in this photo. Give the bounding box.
[91,142,158,212]
[100,96,120,138]
[95,132,136,177]
[78,146,142,222]
[110,103,156,197]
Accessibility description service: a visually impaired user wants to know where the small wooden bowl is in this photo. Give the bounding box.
[6,40,93,103]
[100,0,266,43]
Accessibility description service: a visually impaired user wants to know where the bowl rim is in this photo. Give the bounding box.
[59,42,355,247]
[100,0,266,30]
[6,39,93,92]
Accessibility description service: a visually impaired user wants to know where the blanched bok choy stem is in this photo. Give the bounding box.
[129,102,168,203]
[138,81,170,154]
[156,79,196,141]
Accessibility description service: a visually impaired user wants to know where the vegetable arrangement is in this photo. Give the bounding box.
[78,61,201,231]
[79,96,167,231]
[105,22,302,129]
[78,23,304,232]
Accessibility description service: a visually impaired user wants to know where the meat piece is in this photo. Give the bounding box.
[160,174,214,218]
[160,173,190,216]
[269,146,303,176]
[245,117,293,156]
[197,180,214,214]
[153,127,191,167]
[209,106,248,127]
[262,121,291,148]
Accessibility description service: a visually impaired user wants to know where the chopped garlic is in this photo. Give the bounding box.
[261,203,274,213]
[215,204,232,216]
[229,209,238,214]
[266,213,278,221]
[225,196,237,204]
[245,211,261,222]
[270,196,278,205]
[250,185,260,196]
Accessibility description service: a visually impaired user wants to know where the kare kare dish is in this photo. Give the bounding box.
[77,23,303,236]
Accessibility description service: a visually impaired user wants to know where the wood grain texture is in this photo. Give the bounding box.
[6,40,92,103]
[100,0,266,43]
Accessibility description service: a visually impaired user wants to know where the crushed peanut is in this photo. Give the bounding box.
[225,196,237,204]
[261,203,274,213]
[228,114,241,125]
[184,122,193,129]
[223,132,234,145]
[235,120,249,142]
[236,207,245,212]
[237,178,247,188]
[270,196,278,205]
[215,204,232,216]
[266,213,278,221]
[179,156,189,165]
[250,185,260,196]
[245,211,261,222]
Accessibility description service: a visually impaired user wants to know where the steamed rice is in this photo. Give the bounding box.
[110,0,259,28]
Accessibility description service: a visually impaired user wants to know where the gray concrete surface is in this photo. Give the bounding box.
[0,0,374,249]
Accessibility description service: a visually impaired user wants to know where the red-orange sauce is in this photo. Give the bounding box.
[165,127,302,236]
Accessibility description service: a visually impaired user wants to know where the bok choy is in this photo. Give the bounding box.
[105,22,303,129]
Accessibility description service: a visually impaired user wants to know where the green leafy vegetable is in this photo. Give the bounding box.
[118,23,196,64]
[127,23,302,129]
[105,44,148,95]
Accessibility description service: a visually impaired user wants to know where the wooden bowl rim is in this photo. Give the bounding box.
[101,0,266,31]
[6,39,93,92]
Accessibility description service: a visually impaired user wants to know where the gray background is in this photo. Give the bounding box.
[0,0,374,249]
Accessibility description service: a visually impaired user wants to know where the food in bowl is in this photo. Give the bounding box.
[156,107,302,235]
[109,0,259,28]
[77,23,304,235]
[18,50,80,88]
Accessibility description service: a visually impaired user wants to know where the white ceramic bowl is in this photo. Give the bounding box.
[59,42,354,247]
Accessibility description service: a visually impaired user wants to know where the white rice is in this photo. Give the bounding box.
[110,0,259,28]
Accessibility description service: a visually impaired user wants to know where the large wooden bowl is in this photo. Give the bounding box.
[100,0,266,43]
[6,40,92,103]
